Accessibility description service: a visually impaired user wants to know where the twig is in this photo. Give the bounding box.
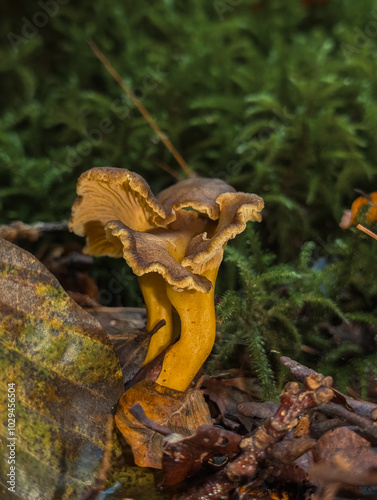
[154,160,180,180]
[356,224,377,241]
[318,402,377,442]
[280,356,377,418]
[309,418,346,439]
[87,39,195,179]
[226,375,333,482]
[0,220,69,242]
[147,319,167,337]
[309,462,377,500]
[179,374,334,499]
[280,356,317,381]
[130,403,172,436]
[354,188,370,199]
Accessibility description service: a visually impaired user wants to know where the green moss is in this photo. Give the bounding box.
[2,0,377,397]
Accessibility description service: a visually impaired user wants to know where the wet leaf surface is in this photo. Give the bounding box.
[0,239,124,500]
[162,424,242,486]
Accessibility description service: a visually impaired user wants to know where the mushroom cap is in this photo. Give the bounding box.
[340,192,377,229]
[105,219,212,293]
[182,192,264,274]
[69,167,174,256]
[157,177,236,221]
[69,168,264,288]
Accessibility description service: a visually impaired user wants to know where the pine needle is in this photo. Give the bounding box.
[154,160,180,180]
[87,38,195,179]
[357,224,377,241]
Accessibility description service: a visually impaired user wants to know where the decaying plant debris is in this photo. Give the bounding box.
[3,234,377,500]
[4,2,377,498]
[114,358,377,500]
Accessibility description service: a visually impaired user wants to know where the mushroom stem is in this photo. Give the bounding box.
[138,274,173,365]
[155,269,218,391]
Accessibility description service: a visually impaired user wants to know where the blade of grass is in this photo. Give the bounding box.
[87,39,195,179]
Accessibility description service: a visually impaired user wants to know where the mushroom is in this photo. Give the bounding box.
[69,167,264,391]
[340,192,377,229]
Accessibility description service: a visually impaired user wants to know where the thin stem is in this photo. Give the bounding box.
[87,39,195,179]
[357,224,377,241]
[154,160,180,180]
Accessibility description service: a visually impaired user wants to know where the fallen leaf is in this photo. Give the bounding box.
[312,426,377,479]
[162,424,242,486]
[88,306,147,330]
[88,306,152,385]
[115,379,212,468]
[267,451,312,484]
[237,401,280,420]
[174,470,234,500]
[42,245,99,306]
[0,239,124,500]
[199,374,261,431]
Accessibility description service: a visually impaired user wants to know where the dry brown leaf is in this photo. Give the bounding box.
[162,424,242,486]
[312,426,377,480]
[115,379,212,468]
[88,306,153,385]
[199,374,261,431]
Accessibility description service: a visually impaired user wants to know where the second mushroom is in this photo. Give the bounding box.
[69,167,264,392]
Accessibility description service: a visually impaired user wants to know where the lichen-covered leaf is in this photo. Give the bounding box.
[88,307,152,385]
[0,239,124,500]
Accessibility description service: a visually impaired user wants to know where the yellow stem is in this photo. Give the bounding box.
[138,274,173,365]
[156,269,218,391]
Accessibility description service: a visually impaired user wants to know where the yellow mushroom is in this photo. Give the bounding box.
[155,192,265,391]
[69,167,264,391]
[69,167,176,362]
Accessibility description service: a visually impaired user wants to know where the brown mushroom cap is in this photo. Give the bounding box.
[182,192,264,274]
[105,219,212,293]
[157,177,236,221]
[69,167,174,256]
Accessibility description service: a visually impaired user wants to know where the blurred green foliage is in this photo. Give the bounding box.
[2,0,377,391]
